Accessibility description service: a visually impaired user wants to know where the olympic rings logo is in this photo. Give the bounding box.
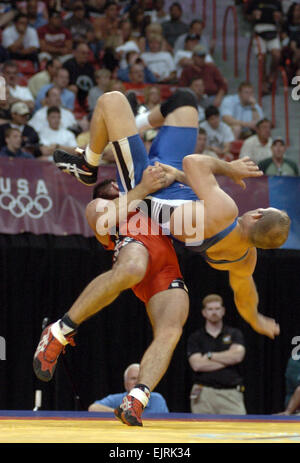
[0,193,53,219]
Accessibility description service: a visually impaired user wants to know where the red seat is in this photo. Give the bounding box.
[16,60,37,77]
[74,97,88,120]
[230,140,244,159]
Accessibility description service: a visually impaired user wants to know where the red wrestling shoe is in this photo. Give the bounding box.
[114,394,144,427]
[33,324,75,382]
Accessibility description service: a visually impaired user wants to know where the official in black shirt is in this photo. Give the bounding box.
[187,293,246,414]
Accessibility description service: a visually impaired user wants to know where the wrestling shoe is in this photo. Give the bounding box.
[33,324,75,382]
[114,394,144,427]
[53,148,98,186]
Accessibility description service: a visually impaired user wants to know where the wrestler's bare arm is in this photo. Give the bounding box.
[86,164,168,244]
[228,248,280,339]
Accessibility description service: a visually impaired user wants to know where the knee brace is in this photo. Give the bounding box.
[160,89,198,118]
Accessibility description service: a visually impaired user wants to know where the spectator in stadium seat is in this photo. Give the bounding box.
[2,60,35,112]
[118,52,157,84]
[143,22,170,53]
[0,127,34,159]
[0,3,17,30]
[141,33,176,83]
[0,102,40,156]
[199,106,235,160]
[25,0,48,29]
[39,106,77,160]
[239,118,273,164]
[146,0,170,25]
[38,10,73,62]
[35,68,75,112]
[286,3,300,68]
[115,19,144,67]
[174,34,213,79]
[174,19,211,55]
[245,0,283,94]
[88,363,169,414]
[128,4,150,40]
[63,2,94,47]
[195,127,218,158]
[2,13,40,63]
[179,45,228,107]
[28,58,62,99]
[188,77,210,123]
[88,68,112,112]
[220,82,264,140]
[93,0,120,42]
[258,137,299,176]
[28,86,77,135]
[0,87,14,124]
[162,2,188,49]
[63,42,95,108]
[86,0,106,20]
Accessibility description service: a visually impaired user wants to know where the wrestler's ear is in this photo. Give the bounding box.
[251,211,263,221]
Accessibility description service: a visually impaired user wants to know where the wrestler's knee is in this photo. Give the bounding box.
[112,259,147,288]
[96,91,126,110]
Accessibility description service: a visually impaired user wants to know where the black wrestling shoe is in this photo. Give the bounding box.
[53,148,98,186]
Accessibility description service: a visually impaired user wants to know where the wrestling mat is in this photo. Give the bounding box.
[0,411,300,443]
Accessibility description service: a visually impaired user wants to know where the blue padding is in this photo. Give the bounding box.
[0,411,299,421]
[269,177,300,250]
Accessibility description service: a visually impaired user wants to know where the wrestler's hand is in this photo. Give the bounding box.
[229,157,263,189]
[156,162,178,186]
[251,313,280,340]
[140,164,167,194]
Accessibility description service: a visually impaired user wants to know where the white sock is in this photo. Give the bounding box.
[85,145,101,167]
[129,387,150,408]
[135,111,152,132]
[51,320,69,346]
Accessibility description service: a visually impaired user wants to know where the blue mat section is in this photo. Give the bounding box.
[0,411,299,421]
[269,176,300,250]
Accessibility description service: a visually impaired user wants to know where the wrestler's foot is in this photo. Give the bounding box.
[53,148,98,186]
[114,394,144,427]
[33,324,75,382]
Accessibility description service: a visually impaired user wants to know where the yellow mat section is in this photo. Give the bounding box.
[1,418,300,443]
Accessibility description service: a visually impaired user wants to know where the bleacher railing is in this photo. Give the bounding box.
[271,67,290,147]
[222,5,239,78]
[202,0,217,41]
[246,34,264,106]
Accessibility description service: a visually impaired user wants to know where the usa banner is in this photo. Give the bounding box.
[0,158,116,237]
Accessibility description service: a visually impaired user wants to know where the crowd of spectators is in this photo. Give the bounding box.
[0,0,297,175]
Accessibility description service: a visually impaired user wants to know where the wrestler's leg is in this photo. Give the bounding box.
[65,242,149,325]
[136,89,199,131]
[139,288,189,390]
[87,91,139,165]
[33,242,149,381]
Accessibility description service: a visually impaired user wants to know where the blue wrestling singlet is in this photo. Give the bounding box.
[110,125,249,264]
[172,218,249,264]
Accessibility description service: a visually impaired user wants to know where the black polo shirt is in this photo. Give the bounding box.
[187,325,245,388]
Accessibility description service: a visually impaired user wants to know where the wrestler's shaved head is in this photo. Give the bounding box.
[248,208,290,249]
